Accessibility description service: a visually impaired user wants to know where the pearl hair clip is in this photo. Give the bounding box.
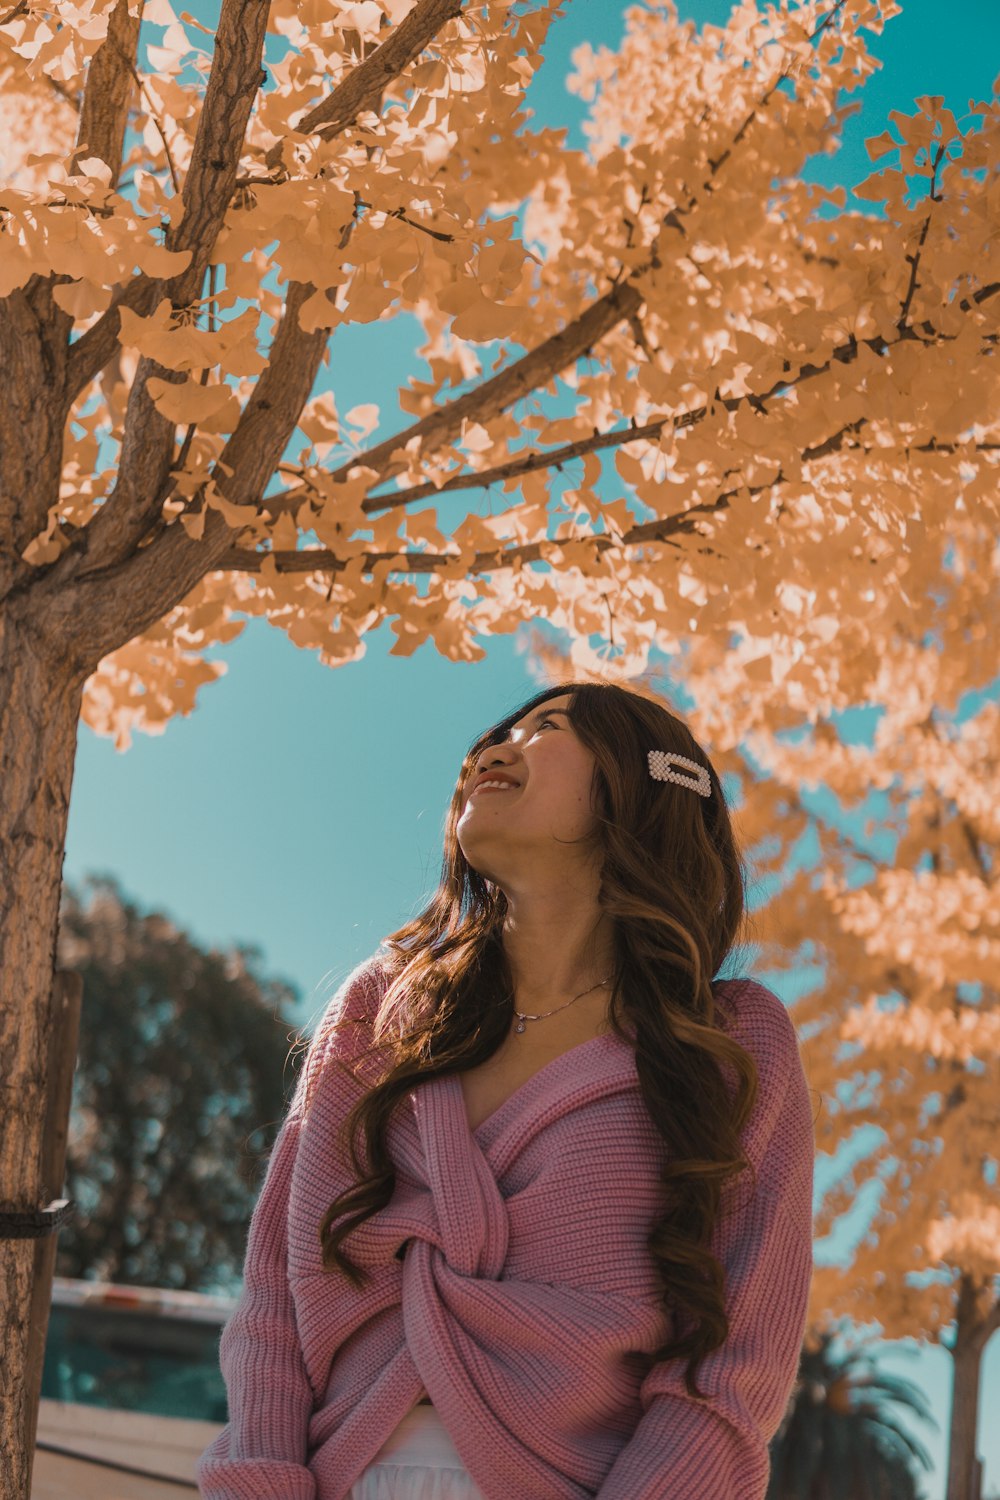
[647,750,712,798]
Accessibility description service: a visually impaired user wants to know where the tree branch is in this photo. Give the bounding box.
[897,141,946,335]
[71,0,142,188]
[213,475,762,580]
[262,277,1000,523]
[277,424,997,523]
[213,351,1000,585]
[64,0,466,407]
[269,0,463,165]
[53,0,277,584]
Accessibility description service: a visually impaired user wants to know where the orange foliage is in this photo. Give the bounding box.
[0,0,995,770]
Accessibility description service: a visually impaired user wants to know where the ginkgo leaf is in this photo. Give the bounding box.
[68,156,114,185]
[342,280,396,323]
[205,485,261,529]
[297,392,340,446]
[143,0,179,23]
[133,242,194,277]
[0,239,37,297]
[299,288,343,334]
[437,278,524,344]
[118,302,266,374]
[344,403,380,439]
[852,168,905,202]
[864,128,897,162]
[178,504,207,540]
[146,376,241,426]
[51,279,113,318]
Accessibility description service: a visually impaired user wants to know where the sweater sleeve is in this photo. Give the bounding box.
[195,956,385,1500]
[596,984,815,1500]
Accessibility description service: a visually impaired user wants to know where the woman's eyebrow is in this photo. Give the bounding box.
[505,707,570,739]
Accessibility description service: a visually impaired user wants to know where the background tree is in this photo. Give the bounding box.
[767,1327,937,1500]
[2,0,997,1489]
[55,873,303,1291]
[750,674,1000,1500]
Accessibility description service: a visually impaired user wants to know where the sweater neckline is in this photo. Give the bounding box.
[456,1029,627,1142]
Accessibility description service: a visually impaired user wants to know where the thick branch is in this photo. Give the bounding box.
[0,0,142,592]
[64,0,269,410]
[34,3,472,664]
[64,0,465,407]
[34,285,331,668]
[54,0,275,584]
[0,285,71,599]
[270,0,463,163]
[330,278,646,494]
[72,0,142,188]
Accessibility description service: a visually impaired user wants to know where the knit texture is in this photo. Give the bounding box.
[196,955,815,1500]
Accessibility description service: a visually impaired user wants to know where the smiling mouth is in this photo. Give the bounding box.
[471,781,520,796]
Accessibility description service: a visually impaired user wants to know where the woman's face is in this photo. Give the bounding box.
[455,694,602,887]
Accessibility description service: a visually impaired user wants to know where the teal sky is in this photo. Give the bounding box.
[63,3,1000,1495]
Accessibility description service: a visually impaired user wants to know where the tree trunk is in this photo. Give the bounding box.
[0,601,87,1498]
[23,967,83,1500]
[946,1273,998,1500]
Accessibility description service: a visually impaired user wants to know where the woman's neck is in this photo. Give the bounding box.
[500,897,616,1011]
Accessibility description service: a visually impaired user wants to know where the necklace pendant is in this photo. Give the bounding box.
[515,1016,527,1034]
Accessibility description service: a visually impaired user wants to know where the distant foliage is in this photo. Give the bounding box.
[56,875,302,1293]
[766,1328,936,1500]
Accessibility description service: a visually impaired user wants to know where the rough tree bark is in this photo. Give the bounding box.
[0,602,89,1498]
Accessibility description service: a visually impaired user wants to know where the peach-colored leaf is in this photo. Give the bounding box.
[146,376,240,426]
[864,129,896,162]
[344,403,380,440]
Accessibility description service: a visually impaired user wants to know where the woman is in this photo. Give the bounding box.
[196,680,815,1500]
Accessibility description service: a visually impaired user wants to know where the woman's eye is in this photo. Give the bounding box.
[538,717,558,730]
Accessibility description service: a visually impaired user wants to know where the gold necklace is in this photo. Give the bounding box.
[513,975,614,1035]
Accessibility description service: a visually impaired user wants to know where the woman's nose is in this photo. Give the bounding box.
[478,747,517,775]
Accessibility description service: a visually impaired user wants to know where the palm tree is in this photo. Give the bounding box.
[767,1328,938,1500]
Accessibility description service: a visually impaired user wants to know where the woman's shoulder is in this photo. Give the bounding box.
[325,949,393,1022]
[293,950,393,1114]
[712,975,801,1062]
[712,975,814,1187]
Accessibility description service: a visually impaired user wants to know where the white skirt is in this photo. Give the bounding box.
[347,1403,486,1500]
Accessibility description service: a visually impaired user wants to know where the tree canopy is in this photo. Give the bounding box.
[56,874,303,1293]
[4,0,995,747]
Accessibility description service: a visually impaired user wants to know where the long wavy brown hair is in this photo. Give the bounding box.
[305,679,761,1400]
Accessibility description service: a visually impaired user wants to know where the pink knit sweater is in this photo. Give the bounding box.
[196,955,814,1500]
